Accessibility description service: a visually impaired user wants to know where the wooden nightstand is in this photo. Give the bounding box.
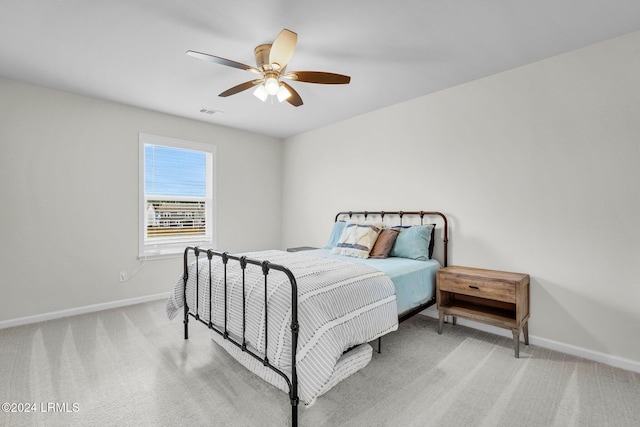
[436,266,530,358]
[286,246,318,252]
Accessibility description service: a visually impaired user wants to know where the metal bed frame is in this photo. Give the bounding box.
[182,211,448,426]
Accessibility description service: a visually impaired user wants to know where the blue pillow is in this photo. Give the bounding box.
[389,224,435,261]
[325,221,347,249]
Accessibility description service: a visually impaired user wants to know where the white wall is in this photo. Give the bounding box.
[282,32,640,364]
[0,77,283,322]
[2,31,639,368]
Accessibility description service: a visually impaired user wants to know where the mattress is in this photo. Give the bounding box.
[303,248,441,316]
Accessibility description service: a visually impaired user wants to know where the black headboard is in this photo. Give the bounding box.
[334,211,449,267]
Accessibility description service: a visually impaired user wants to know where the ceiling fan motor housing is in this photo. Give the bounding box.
[254,44,272,70]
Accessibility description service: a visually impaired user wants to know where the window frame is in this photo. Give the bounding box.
[138,133,216,260]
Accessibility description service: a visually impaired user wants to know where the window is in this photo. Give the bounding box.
[139,133,216,259]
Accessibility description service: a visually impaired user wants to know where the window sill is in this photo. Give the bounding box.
[140,239,215,261]
[138,252,184,261]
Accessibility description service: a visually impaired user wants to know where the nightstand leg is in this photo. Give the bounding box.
[523,322,529,345]
[512,328,520,358]
[438,312,444,334]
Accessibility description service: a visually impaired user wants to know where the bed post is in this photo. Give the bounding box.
[285,268,300,427]
[183,246,191,340]
[440,213,449,267]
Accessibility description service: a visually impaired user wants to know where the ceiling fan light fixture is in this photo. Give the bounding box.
[277,84,291,102]
[253,84,268,102]
[265,76,280,95]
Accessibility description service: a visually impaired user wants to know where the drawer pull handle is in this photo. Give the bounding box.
[469,285,479,289]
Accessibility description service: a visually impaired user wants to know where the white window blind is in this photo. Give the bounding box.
[139,133,216,259]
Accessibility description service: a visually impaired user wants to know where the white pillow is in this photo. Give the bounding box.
[331,222,382,258]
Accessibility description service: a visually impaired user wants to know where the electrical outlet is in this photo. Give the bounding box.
[119,271,128,282]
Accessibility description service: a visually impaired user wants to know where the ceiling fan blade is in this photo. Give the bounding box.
[187,50,261,73]
[219,80,262,97]
[284,71,351,84]
[269,29,297,70]
[281,82,303,107]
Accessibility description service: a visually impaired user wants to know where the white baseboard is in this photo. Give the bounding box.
[420,308,640,374]
[0,292,170,330]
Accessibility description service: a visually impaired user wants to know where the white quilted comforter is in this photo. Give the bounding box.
[166,250,398,405]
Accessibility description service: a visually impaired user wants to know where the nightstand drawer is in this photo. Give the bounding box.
[438,275,516,303]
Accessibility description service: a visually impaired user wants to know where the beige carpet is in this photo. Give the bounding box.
[1,300,638,426]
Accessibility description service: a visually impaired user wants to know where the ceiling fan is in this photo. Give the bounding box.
[187,29,351,107]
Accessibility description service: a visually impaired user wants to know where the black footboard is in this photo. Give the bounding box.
[182,246,300,426]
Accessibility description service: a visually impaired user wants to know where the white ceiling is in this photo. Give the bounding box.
[2,1,640,139]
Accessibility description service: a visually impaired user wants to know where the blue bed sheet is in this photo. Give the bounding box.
[304,249,441,316]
